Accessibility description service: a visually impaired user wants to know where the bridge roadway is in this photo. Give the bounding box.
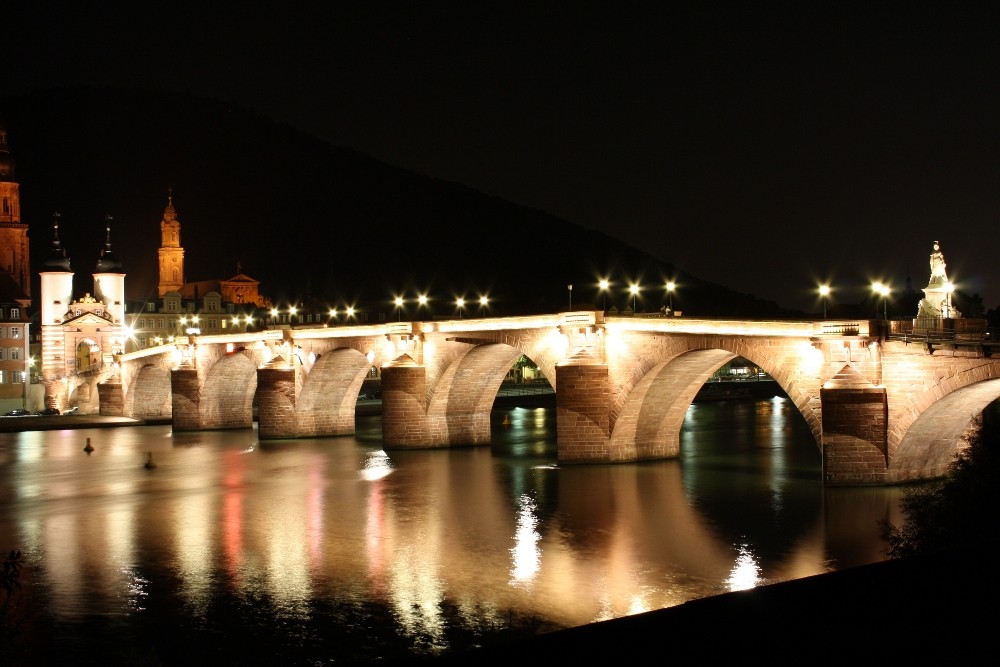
[95,311,1000,486]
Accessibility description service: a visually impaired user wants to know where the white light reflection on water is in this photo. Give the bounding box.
[390,540,447,652]
[765,396,788,511]
[727,543,762,591]
[361,450,394,481]
[509,493,541,586]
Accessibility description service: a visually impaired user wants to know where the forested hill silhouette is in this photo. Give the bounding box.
[2,87,801,318]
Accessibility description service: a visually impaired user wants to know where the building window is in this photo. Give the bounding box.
[10,327,20,339]
[0,349,6,360]
[147,302,156,312]
[10,308,18,319]
[11,348,20,361]
[0,370,5,383]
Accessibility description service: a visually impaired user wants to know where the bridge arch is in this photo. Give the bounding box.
[295,347,374,436]
[200,352,258,429]
[889,377,1000,482]
[424,342,524,445]
[123,364,172,419]
[604,332,825,463]
[610,348,737,461]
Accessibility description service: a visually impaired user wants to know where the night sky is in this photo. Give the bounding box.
[5,3,1000,313]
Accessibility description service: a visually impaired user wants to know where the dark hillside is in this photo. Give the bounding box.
[2,87,801,317]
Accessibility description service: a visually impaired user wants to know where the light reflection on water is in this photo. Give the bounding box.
[0,401,906,662]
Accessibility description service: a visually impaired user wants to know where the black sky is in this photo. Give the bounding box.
[5,3,1000,312]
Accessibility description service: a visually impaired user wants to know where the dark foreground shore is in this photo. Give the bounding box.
[420,545,993,664]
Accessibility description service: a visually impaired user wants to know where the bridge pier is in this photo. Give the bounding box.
[97,380,124,417]
[820,365,889,485]
[170,366,201,431]
[555,351,611,462]
[256,361,298,438]
[381,355,433,447]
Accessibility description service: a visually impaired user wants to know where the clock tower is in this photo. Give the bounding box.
[157,188,185,297]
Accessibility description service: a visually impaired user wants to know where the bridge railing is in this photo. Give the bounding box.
[886,318,998,353]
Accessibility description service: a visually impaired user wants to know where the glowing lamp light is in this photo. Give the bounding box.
[819,284,830,319]
[598,279,610,311]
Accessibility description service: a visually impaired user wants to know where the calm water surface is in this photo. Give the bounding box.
[0,397,905,663]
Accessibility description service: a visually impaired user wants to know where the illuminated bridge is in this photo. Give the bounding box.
[98,312,1000,486]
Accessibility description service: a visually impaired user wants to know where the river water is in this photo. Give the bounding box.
[0,396,906,664]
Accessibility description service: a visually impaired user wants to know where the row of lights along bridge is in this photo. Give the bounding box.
[233,279,943,328]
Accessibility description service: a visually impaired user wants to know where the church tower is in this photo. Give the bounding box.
[0,124,31,295]
[39,214,74,384]
[157,188,184,297]
[93,215,126,325]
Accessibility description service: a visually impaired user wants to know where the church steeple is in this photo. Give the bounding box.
[95,215,123,273]
[0,124,31,294]
[93,214,125,326]
[157,187,185,297]
[43,211,71,272]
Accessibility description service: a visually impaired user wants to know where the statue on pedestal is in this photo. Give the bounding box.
[929,241,947,280]
[916,241,960,322]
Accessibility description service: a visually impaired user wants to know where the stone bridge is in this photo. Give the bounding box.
[98,312,1000,486]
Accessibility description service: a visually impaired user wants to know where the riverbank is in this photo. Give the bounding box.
[0,414,153,433]
[420,544,992,663]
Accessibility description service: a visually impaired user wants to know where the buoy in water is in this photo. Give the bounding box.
[144,452,157,469]
[502,415,511,426]
[83,437,94,453]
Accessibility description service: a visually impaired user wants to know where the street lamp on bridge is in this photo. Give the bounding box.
[456,297,465,319]
[629,283,639,314]
[872,282,890,320]
[568,284,573,310]
[479,295,489,317]
[819,284,830,319]
[665,281,675,313]
[599,279,609,312]
[394,296,404,321]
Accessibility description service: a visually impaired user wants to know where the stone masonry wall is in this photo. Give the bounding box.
[821,387,888,485]
[556,361,610,462]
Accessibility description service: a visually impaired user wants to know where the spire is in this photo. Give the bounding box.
[43,211,72,271]
[95,214,123,273]
[163,186,177,222]
[0,123,14,181]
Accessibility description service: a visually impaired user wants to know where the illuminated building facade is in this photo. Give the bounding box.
[126,192,269,349]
